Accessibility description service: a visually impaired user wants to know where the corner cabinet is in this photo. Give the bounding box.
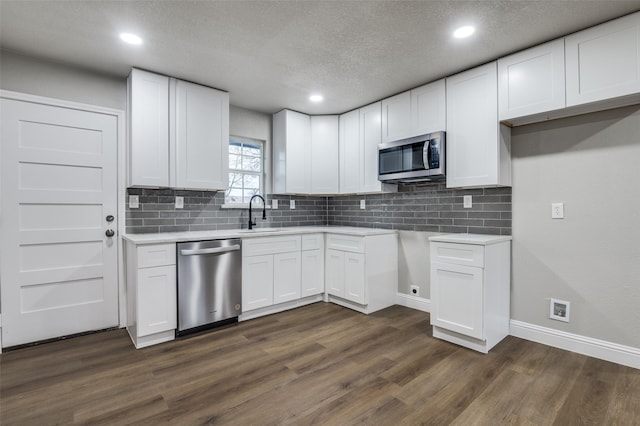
[128,68,229,190]
[125,242,177,349]
[272,110,339,195]
[429,234,511,354]
[566,11,640,107]
[325,232,397,314]
[446,62,511,188]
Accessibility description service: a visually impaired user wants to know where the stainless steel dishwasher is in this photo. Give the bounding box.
[176,239,242,335]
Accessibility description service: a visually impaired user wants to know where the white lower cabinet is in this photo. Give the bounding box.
[125,241,177,349]
[429,234,511,353]
[301,234,325,297]
[325,233,397,314]
[242,235,301,313]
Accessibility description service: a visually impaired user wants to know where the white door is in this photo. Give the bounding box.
[301,249,324,297]
[0,97,119,347]
[242,255,274,311]
[325,249,345,297]
[273,251,301,304]
[344,252,365,304]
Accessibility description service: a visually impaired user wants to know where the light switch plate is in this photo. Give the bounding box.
[271,199,278,209]
[129,195,139,209]
[175,196,184,209]
[463,195,472,208]
[360,199,366,209]
[290,200,295,209]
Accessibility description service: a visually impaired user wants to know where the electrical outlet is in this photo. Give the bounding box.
[360,199,366,209]
[551,202,564,219]
[129,195,139,209]
[290,200,295,209]
[549,298,570,322]
[272,199,278,209]
[463,195,472,208]
[410,285,419,296]
[175,196,184,209]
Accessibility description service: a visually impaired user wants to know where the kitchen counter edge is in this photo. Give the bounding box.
[122,226,397,245]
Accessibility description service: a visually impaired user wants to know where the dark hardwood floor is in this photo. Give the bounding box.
[1,302,639,425]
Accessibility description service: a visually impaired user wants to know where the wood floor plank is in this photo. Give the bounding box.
[2,303,640,425]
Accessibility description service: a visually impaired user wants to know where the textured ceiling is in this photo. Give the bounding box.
[1,1,639,115]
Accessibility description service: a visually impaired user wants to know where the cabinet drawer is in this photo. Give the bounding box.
[137,244,176,268]
[430,242,484,268]
[243,235,301,256]
[302,234,323,251]
[326,234,365,253]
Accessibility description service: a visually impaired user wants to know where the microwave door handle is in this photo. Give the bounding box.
[423,141,430,170]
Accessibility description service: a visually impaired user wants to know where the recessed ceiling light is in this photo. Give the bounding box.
[453,26,475,39]
[120,33,143,45]
[309,94,324,102]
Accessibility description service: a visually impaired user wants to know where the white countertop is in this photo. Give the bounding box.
[122,226,397,245]
[428,233,512,245]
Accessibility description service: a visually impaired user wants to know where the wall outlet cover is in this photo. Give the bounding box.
[290,200,295,209]
[463,195,472,208]
[410,285,419,296]
[129,195,139,209]
[549,298,570,322]
[551,202,564,219]
[271,199,278,209]
[175,196,184,209]
[360,199,366,209]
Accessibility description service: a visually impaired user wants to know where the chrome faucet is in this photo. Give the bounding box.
[248,194,266,230]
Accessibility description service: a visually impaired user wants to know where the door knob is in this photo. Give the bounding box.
[105,229,115,237]
[106,215,115,222]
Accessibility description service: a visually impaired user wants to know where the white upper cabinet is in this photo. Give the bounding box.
[381,91,411,143]
[446,62,511,188]
[273,110,339,195]
[411,79,446,135]
[339,103,397,194]
[339,109,361,194]
[381,79,446,143]
[128,69,170,187]
[175,80,229,191]
[498,39,566,121]
[273,109,311,194]
[310,115,339,194]
[566,12,640,107]
[128,68,229,190]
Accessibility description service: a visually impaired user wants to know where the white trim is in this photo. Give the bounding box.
[239,294,323,321]
[395,293,431,312]
[0,90,123,116]
[510,320,640,370]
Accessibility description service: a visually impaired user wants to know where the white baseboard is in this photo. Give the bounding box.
[395,293,431,313]
[510,320,640,370]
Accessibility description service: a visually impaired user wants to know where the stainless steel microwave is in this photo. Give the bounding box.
[378,131,445,183]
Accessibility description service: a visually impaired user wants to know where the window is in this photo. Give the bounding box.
[226,136,264,204]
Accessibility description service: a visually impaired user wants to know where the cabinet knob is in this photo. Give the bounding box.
[106,215,115,222]
[105,229,115,238]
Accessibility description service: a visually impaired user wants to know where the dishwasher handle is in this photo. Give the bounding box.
[180,244,241,256]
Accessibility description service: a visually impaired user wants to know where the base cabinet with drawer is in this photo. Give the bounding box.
[325,232,397,314]
[429,234,512,353]
[125,241,177,349]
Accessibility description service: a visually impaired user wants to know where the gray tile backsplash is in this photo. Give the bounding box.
[126,183,511,235]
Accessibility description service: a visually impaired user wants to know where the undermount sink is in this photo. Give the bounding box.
[237,228,281,234]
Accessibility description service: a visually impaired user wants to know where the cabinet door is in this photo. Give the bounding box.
[446,62,510,188]
[360,102,383,193]
[430,262,483,340]
[344,252,365,304]
[273,252,301,304]
[411,79,446,135]
[242,255,274,311]
[129,69,170,187]
[137,265,176,336]
[498,39,566,120]
[325,249,345,297]
[566,12,640,107]
[339,109,361,194]
[310,115,339,194]
[381,91,411,143]
[175,80,229,190]
[288,110,312,194]
[301,249,324,297]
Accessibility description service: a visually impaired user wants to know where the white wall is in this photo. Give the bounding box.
[511,104,640,349]
[0,49,127,110]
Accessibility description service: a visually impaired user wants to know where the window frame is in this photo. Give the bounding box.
[224,135,265,207]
